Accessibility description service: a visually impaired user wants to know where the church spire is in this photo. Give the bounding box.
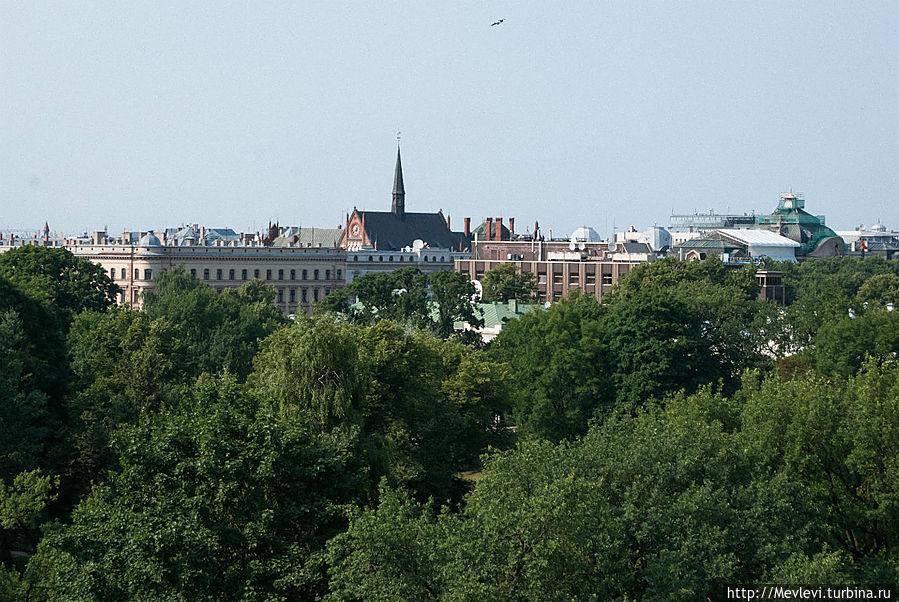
[392,145,405,220]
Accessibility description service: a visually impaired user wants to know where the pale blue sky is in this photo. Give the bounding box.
[2,1,897,237]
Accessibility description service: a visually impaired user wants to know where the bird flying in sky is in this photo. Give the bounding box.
[491,19,504,26]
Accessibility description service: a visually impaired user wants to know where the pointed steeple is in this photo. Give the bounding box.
[392,145,405,220]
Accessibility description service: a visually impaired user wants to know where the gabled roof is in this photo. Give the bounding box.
[359,210,462,251]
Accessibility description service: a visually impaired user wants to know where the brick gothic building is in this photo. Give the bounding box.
[339,147,469,251]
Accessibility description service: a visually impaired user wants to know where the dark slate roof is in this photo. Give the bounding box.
[360,211,463,250]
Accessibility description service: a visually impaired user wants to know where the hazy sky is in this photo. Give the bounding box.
[2,1,897,238]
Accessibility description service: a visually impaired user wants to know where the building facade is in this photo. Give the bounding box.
[68,240,345,315]
[456,258,641,303]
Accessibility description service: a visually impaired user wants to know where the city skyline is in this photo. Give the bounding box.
[3,2,897,236]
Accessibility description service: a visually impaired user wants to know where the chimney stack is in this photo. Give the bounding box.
[446,215,451,230]
[496,217,503,241]
[509,217,515,237]
[464,217,471,237]
[486,217,493,241]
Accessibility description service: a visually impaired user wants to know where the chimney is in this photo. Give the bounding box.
[496,217,503,241]
[509,217,515,237]
[446,215,451,230]
[486,217,493,241]
[464,217,471,237]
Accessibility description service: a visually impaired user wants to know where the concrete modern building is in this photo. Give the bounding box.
[456,258,642,304]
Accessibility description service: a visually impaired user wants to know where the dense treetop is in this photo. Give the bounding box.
[2,251,898,599]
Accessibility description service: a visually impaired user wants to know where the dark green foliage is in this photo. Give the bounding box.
[141,266,288,380]
[0,246,119,324]
[251,317,511,502]
[480,263,537,302]
[328,396,819,601]
[813,309,899,378]
[491,292,610,441]
[740,362,899,577]
[317,267,483,340]
[26,376,366,601]
[0,311,52,483]
[63,308,192,497]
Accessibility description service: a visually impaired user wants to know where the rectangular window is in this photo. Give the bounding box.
[229,269,235,280]
[313,289,319,301]
[190,268,197,278]
[325,269,331,280]
[242,269,248,280]
[290,269,295,280]
[109,268,116,280]
[203,269,210,280]
[586,272,596,285]
[254,269,260,279]
[289,289,296,302]
[314,269,319,280]
[266,269,272,280]
[216,269,223,280]
[569,272,579,285]
[302,288,307,302]
[133,290,139,303]
[302,269,308,280]
[144,269,152,281]
[538,273,547,284]
[277,289,283,303]
[278,269,284,280]
[553,273,563,285]
[134,268,140,280]
[602,273,613,286]
[337,269,342,280]
[121,268,126,279]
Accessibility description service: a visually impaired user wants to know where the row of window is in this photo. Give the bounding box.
[353,255,449,263]
[114,267,342,282]
[472,271,615,286]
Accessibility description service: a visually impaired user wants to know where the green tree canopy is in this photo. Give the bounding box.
[26,376,366,601]
[141,266,288,379]
[480,263,537,302]
[0,246,119,323]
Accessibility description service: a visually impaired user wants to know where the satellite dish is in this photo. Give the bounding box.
[578,242,586,251]
[608,241,618,252]
[569,241,576,251]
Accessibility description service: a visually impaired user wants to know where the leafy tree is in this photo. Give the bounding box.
[142,266,287,379]
[318,268,482,341]
[26,375,366,601]
[63,308,192,497]
[491,292,610,441]
[0,277,69,405]
[812,309,899,378]
[0,311,52,483]
[740,363,899,580]
[249,314,367,432]
[480,263,537,302]
[0,246,119,323]
[251,317,512,502]
[329,397,818,601]
[856,272,899,309]
[428,270,483,339]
